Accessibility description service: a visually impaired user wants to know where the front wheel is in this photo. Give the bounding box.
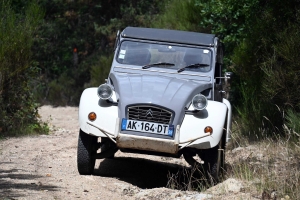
[200,144,224,184]
[77,129,97,175]
[183,139,225,184]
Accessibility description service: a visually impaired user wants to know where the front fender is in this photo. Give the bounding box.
[180,100,229,149]
[79,88,118,137]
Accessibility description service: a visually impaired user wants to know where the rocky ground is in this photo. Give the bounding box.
[0,106,269,199]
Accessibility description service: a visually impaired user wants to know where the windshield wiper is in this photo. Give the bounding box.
[142,62,175,69]
[177,63,209,73]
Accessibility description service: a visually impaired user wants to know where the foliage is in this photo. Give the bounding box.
[86,54,113,88]
[0,1,46,135]
[153,0,204,32]
[194,0,259,53]
[45,52,105,106]
[261,23,300,111]
[231,1,300,134]
[285,109,300,134]
[32,0,166,105]
[4,0,300,137]
[167,0,300,134]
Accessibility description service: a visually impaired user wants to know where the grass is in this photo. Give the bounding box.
[165,119,300,199]
[166,164,211,191]
[0,119,49,138]
[0,107,51,138]
[224,120,300,199]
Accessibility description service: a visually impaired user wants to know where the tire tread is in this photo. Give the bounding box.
[77,130,97,175]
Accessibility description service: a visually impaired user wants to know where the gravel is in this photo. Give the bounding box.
[0,106,257,200]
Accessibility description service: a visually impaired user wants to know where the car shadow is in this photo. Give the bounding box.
[0,163,59,199]
[93,156,208,190]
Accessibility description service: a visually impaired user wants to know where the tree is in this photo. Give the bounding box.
[32,0,166,105]
[0,0,44,135]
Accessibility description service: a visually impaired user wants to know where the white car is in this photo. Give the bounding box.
[77,27,232,182]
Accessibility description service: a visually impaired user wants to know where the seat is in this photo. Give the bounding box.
[183,50,202,66]
[124,48,151,66]
[183,50,210,72]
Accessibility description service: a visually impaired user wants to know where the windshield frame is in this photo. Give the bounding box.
[115,40,213,73]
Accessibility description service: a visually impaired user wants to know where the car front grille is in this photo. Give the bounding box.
[127,105,173,124]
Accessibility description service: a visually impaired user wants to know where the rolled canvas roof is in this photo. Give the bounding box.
[121,27,215,47]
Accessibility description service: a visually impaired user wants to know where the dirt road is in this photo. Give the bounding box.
[0,106,203,200]
[0,106,256,200]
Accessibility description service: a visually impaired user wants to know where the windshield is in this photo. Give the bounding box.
[116,41,212,72]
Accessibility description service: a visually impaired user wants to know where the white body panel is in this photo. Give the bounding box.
[79,88,118,137]
[180,100,228,149]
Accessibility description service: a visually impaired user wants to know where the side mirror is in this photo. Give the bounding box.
[224,72,233,85]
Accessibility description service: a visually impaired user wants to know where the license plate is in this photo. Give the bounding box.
[121,119,174,136]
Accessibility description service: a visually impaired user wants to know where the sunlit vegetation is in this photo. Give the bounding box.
[0,0,47,135]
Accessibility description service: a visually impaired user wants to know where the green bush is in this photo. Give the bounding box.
[153,0,204,32]
[261,23,300,111]
[230,3,300,135]
[29,0,167,106]
[186,0,300,135]
[86,54,113,88]
[286,109,300,134]
[45,52,113,106]
[0,1,46,135]
[47,70,82,106]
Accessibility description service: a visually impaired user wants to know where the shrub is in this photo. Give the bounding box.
[261,23,300,112]
[32,0,166,106]
[153,0,204,32]
[285,109,300,135]
[0,1,46,135]
[86,54,113,88]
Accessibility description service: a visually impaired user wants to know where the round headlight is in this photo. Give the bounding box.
[97,84,113,100]
[192,94,207,110]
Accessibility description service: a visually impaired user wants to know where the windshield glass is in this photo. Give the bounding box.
[116,41,212,72]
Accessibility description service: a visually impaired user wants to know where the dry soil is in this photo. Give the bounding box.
[0,106,259,200]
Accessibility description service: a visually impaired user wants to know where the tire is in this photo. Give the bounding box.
[77,129,97,175]
[201,145,222,184]
[201,132,226,184]
[183,134,226,184]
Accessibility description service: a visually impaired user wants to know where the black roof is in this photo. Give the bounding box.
[121,27,215,47]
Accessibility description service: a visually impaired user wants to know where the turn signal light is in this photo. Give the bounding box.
[204,126,213,134]
[88,112,97,121]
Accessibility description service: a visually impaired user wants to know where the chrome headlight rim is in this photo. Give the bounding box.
[97,84,113,100]
[192,94,208,110]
